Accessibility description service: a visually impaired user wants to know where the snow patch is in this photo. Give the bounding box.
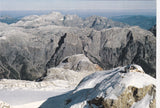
[120,72,155,88]
[131,93,153,108]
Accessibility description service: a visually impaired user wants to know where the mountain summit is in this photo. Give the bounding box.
[40,64,156,108]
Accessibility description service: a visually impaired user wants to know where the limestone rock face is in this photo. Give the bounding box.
[103,85,155,108]
[47,26,156,77]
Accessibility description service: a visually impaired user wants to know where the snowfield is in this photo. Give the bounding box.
[0,79,74,108]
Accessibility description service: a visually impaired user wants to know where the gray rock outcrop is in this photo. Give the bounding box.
[103,84,155,108]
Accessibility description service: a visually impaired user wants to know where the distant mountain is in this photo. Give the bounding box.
[111,15,156,30]
[12,11,128,30]
[0,16,21,24]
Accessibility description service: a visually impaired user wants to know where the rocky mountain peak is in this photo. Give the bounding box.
[40,65,156,108]
[11,11,128,30]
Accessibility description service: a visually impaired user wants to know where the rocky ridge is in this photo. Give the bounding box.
[11,11,128,30]
[40,65,156,108]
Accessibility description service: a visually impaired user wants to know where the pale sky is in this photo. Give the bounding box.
[0,0,156,11]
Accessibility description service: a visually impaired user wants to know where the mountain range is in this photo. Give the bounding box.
[0,11,156,81]
[0,11,157,107]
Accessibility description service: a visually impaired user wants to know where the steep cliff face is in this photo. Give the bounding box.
[46,26,156,77]
[0,12,156,80]
[40,65,156,108]
[149,25,156,36]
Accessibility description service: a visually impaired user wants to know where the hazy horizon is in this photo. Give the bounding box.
[0,0,156,17]
[0,9,156,18]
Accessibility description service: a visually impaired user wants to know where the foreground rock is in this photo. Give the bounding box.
[40,65,156,108]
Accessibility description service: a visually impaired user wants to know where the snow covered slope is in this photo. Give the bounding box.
[40,64,156,108]
[0,65,155,108]
[0,79,73,108]
[0,54,103,108]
